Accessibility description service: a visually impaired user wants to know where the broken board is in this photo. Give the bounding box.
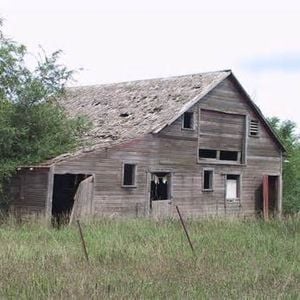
[69,176,94,224]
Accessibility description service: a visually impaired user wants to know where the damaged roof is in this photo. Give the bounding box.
[41,70,229,165]
[61,70,230,146]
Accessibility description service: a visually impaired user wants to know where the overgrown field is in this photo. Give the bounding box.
[0,217,299,299]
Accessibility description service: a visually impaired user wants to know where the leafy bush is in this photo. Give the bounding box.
[0,22,89,203]
[268,117,300,213]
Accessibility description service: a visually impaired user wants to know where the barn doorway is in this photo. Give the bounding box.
[150,172,172,218]
[51,174,89,227]
[262,175,280,219]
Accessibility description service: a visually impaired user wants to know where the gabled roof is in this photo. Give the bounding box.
[42,69,284,165]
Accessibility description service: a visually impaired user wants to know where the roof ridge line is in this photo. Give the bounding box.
[67,69,232,90]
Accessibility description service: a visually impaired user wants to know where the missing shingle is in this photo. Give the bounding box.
[151,106,162,113]
[120,113,129,117]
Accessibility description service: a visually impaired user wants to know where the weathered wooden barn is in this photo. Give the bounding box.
[9,70,285,220]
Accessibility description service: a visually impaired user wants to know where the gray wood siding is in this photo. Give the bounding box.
[200,78,280,158]
[9,169,49,215]
[199,109,244,151]
[198,77,281,216]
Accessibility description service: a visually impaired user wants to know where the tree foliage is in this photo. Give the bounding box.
[0,22,89,201]
[268,117,300,213]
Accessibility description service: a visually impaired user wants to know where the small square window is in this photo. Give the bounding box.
[249,120,259,137]
[182,112,194,129]
[122,163,136,187]
[203,170,213,191]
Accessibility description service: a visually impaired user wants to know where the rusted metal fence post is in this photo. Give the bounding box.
[76,220,89,262]
[175,205,195,254]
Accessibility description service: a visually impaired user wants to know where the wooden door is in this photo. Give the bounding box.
[69,176,94,224]
[151,200,173,219]
[263,175,269,220]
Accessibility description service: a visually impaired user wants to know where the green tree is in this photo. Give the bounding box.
[0,22,89,204]
[268,117,300,213]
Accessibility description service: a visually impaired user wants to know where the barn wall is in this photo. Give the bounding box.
[199,109,244,152]
[53,77,282,218]
[9,168,49,216]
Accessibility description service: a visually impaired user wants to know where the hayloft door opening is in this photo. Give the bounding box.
[262,175,279,220]
[51,174,88,227]
[150,172,172,218]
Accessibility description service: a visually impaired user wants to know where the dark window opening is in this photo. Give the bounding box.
[199,149,217,159]
[123,164,136,186]
[52,174,88,227]
[203,170,213,190]
[220,150,239,161]
[226,174,240,200]
[249,119,259,136]
[183,112,194,129]
[150,172,171,201]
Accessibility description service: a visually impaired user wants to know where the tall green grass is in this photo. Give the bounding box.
[0,217,299,299]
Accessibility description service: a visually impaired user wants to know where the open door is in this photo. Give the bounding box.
[52,174,87,227]
[262,175,279,220]
[69,175,94,224]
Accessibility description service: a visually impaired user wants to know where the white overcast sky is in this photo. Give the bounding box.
[2,0,300,128]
